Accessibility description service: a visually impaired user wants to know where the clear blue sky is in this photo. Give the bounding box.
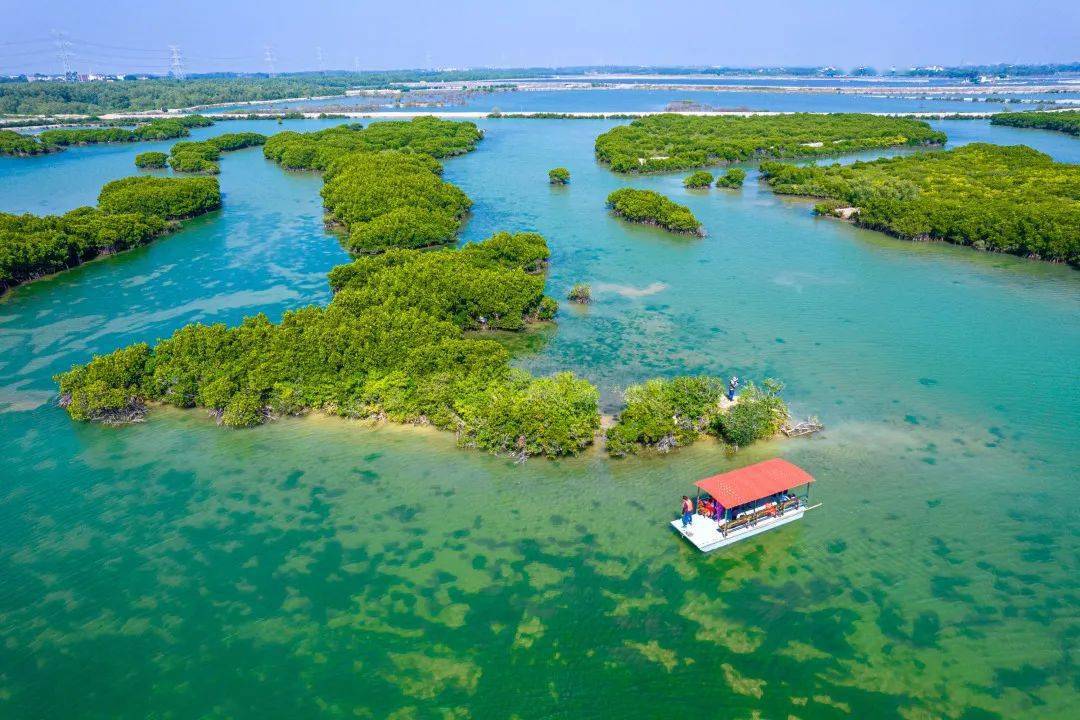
[1,0,1077,75]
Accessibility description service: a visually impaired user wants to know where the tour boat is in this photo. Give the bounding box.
[671,458,820,552]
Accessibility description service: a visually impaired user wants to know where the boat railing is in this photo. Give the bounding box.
[718,497,804,537]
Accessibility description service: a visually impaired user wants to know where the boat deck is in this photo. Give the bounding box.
[670,506,807,552]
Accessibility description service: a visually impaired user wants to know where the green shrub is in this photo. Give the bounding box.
[0,129,50,155]
[548,167,571,184]
[459,371,600,457]
[0,208,167,292]
[716,167,746,188]
[990,110,1080,136]
[606,376,725,456]
[683,170,713,188]
[34,118,204,149]
[221,390,266,428]
[134,151,168,169]
[263,117,482,171]
[97,176,221,219]
[55,343,151,422]
[568,283,591,303]
[321,151,471,253]
[173,114,215,128]
[166,133,265,174]
[131,119,190,141]
[607,376,789,455]
[606,188,704,236]
[206,132,266,151]
[39,127,134,146]
[712,380,789,447]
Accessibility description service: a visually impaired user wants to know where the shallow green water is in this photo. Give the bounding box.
[1,117,1077,719]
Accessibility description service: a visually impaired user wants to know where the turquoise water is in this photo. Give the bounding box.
[0,115,1078,718]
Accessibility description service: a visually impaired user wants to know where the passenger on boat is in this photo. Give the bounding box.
[681,496,693,528]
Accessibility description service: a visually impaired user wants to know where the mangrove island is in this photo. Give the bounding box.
[606,188,704,236]
[594,113,947,173]
[760,143,1080,265]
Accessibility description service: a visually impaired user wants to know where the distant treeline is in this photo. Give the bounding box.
[760,143,1080,266]
[990,110,1080,136]
[0,176,220,294]
[5,62,1078,114]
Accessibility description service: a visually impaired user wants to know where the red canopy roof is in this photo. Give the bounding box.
[695,458,814,508]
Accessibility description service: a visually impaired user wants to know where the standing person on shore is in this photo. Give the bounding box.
[728,376,740,401]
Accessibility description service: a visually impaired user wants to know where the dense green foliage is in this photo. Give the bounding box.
[55,232,599,457]
[0,208,167,293]
[683,171,713,188]
[760,143,1080,265]
[2,173,222,293]
[166,132,267,173]
[321,151,472,253]
[712,380,789,447]
[548,167,570,184]
[715,167,747,188]
[37,116,212,147]
[606,188,704,236]
[0,116,214,156]
[172,115,216,128]
[0,77,363,115]
[263,120,480,254]
[38,127,134,146]
[263,117,482,171]
[606,377,725,456]
[595,113,947,172]
[326,231,555,331]
[990,111,1080,137]
[168,140,220,173]
[0,129,52,155]
[567,283,591,303]
[97,176,222,220]
[605,377,789,455]
[206,131,266,151]
[134,151,168,168]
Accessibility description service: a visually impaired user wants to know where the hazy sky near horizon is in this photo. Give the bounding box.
[0,0,1076,75]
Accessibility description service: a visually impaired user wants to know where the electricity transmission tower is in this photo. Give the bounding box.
[169,45,185,79]
[264,44,277,77]
[52,29,73,78]
[316,45,325,73]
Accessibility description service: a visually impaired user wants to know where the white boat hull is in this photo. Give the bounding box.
[670,508,806,552]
